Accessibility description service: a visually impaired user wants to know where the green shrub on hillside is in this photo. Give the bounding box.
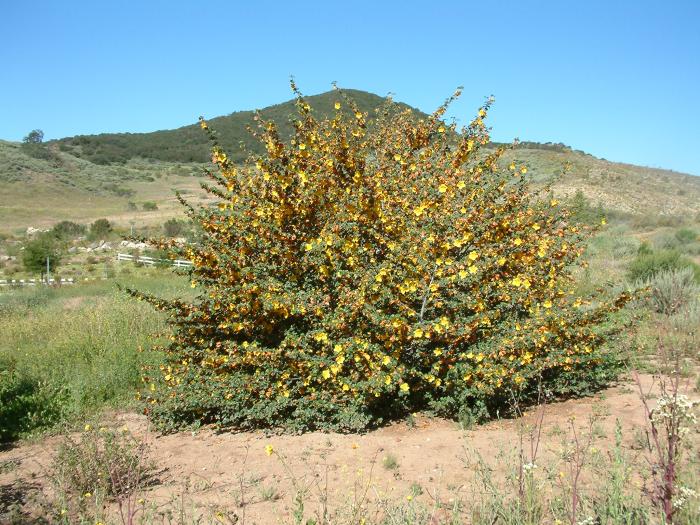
[88,218,112,240]
[51,220,87,240]
[675,228,698,245]
[627,248,700,283]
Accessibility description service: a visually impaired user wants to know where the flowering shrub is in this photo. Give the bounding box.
[131,84,629,432]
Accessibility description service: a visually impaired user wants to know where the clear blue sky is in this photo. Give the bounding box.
[1,0,698,174]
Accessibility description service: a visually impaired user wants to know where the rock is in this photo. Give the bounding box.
[119,240,148,250]
[26,226,48,237]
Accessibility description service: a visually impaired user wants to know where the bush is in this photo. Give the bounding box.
[51,220,86,240]
[163,218,185,237]
[88,218,112,240]
[142,201,158,211]
[644,268,700,315]
[131,84,629,433]
[675,228,698,245]
[627,248,700,283]
[0,359,61,442]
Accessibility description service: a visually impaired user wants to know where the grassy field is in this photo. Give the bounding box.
[0,271,192,441]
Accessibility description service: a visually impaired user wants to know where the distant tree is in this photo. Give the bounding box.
[22,234,61,277]
[88,218,112,240]
[23,129,44,144]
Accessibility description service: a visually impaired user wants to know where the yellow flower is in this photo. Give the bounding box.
[298,143,306,150]
[498,257,506,265]
[438,183,448,193]
[84,424,91,431]
[265,444,274,456]
[334,102,341,110]
[438,126,445,133]
[355,111,363,119]
[600,218,607,225]
[550,199,559,206]
[413,328,424,338]
[400,383,410,392]
[543,300,553,309]
[469,265,478,274]
[520,167,527,174]
[468,250,478,261]
[322,369,331,380]
[84,492,92,498]
[385,375,392,385]
[514,238,522,246]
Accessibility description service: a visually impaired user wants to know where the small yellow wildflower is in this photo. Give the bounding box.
[265,444,274,456]
[438,183,448,193]
[400,383,410,392]
[334,102,341,110]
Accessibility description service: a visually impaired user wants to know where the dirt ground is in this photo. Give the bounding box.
[2,372,699,524]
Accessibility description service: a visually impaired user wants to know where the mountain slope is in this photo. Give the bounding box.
[1,90,699,234]
[52,89,415,165]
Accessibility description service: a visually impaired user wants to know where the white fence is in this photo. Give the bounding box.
[116,253,193,268]
[0,277,76,287]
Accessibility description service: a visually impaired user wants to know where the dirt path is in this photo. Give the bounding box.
[2,372,698,524]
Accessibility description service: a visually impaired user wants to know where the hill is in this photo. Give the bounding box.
[1,89,699,235]
[51,89,414,165]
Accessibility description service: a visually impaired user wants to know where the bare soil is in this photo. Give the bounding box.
[2,373,698,524]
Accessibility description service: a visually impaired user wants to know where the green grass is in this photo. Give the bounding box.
[0,274,188,441]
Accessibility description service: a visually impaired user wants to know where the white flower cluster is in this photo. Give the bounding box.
[522,462,538,473]
[672,485,698,510]
[650,394,698,435]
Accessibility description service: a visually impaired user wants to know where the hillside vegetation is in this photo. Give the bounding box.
[1,89,699,235]
[51,89,413,165]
